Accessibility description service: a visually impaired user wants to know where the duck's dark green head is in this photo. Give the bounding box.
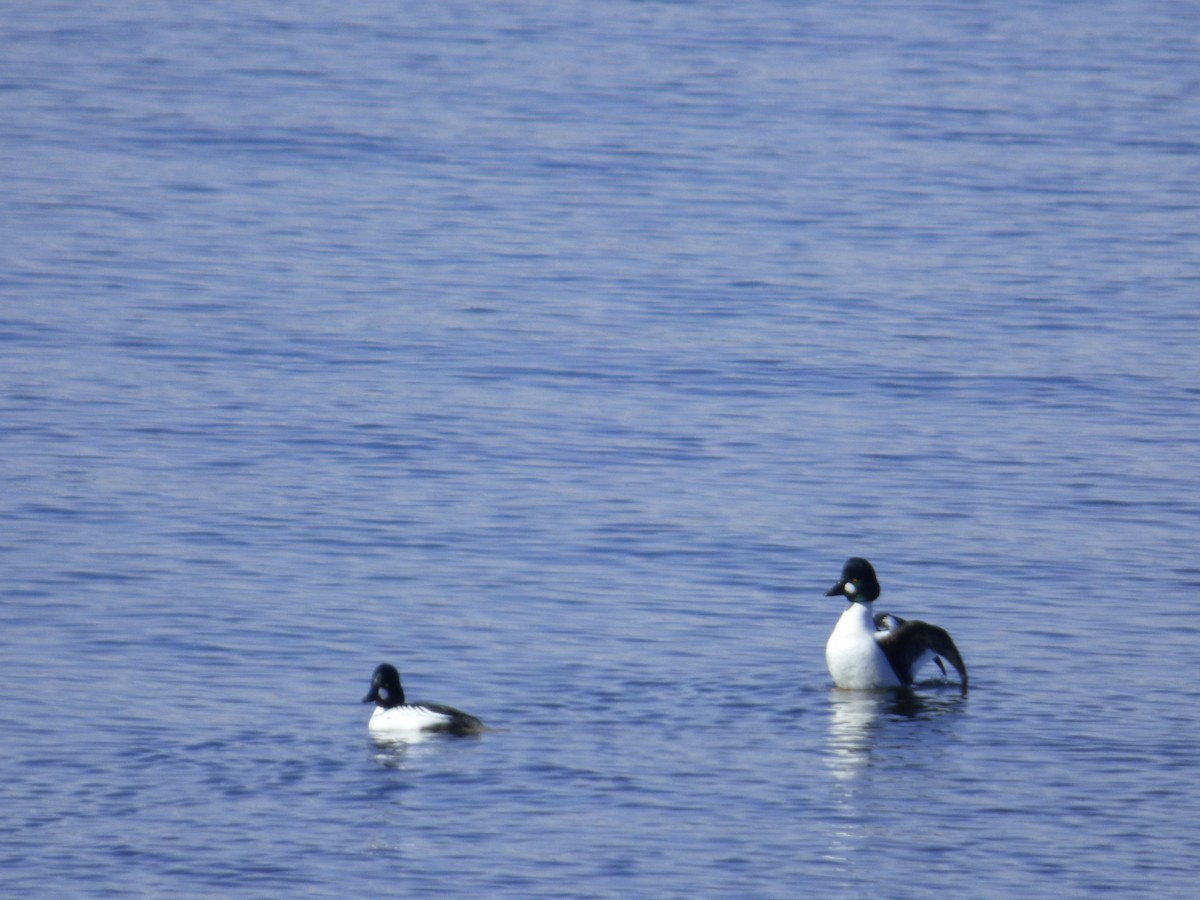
[825,557,881,603]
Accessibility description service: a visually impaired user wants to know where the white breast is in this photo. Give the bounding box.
[825,603,902,689]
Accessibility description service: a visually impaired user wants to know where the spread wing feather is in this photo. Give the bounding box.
[876,619,968,689]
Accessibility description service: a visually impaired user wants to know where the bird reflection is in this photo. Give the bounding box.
[368,731,443,769]
[821,685,968,875]
[825,686,965,781]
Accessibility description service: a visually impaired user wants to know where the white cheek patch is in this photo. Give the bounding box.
[844,582,858,597]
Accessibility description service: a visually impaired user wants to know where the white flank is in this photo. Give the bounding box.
[368,704,453,734]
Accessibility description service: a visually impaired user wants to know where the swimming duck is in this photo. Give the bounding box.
[362,663,486,736]
[824,557,968,690]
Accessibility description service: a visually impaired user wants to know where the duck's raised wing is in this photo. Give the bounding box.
[876,619,968,689]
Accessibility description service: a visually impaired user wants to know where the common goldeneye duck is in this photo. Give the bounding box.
[824,557,968,691]
[362,663,486,737]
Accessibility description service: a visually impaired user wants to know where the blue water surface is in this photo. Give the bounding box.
[3,1,1200,896]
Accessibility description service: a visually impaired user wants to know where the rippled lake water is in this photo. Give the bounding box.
[3,1,1200,896]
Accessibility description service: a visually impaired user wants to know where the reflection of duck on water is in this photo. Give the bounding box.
[824,558,968,691]
[826,687,967,780]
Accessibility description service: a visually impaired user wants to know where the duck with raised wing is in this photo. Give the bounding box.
[824,557,968,691]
